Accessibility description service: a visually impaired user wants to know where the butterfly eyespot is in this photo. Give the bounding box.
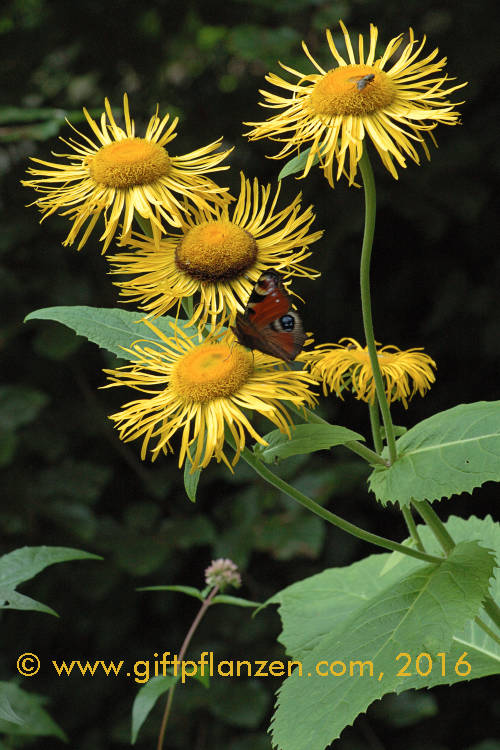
[280,314,295,331]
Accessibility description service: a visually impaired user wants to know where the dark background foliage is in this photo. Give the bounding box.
[1,0,500,747]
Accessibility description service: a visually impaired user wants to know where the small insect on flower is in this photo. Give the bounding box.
[348,73,375,91]
[245,21,467,186]
[232,271,306,362]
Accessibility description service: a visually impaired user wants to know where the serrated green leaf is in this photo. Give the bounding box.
[278,147,319,180]
[271,541,496,750]
[0,546,101,615]
[0,683,66,740]
[25,306,190,360]
[369,401,500,505]
[131,675,177,744]
[254,424,364,463]
[137,585,204,600]
[273,515,500,659]
[184,462,201,503]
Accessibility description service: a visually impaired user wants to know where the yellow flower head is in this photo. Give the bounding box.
[304,337,436,408]
[245,21,466,186]
[109,172,322,327]
[23,94,232,252]
[103,321,318,472]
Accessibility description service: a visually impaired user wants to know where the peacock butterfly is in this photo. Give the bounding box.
[232,271,306,362]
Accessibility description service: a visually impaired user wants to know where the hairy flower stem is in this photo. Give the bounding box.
[232,436,443,564]
[157,586,219,750]
[358,148,397,464]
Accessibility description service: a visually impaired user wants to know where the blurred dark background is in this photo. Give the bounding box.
[1,0,500,747]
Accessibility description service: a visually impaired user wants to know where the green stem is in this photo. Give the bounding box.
[344,440,387,467]
[157,585,219,750]
[412,499,455,554]
[358,148,397,464]
[289,404,386,466]
[231,438,443,564]
[368,402,383,454]
[401,506,424,552]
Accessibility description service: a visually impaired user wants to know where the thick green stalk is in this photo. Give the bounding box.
[368,402,383,454]
[231,438,443,564]
[412,499,455,554]
[358,148,397,464]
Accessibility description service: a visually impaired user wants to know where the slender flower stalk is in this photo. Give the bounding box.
[157,585,219,750]
[358,147,397,463]
[227,433,443,564]
[157,559,241,750]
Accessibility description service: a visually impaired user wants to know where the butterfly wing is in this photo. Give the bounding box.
[233,271,306,362]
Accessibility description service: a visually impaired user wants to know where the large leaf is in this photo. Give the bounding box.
[271,540,496,750]
[0,683,66,740]
[25,306,187,360]
[253,424,364,463]
[0,546,100,616]
[272,515,500,662]
[269,516,500,750]
[369,401,500,505]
